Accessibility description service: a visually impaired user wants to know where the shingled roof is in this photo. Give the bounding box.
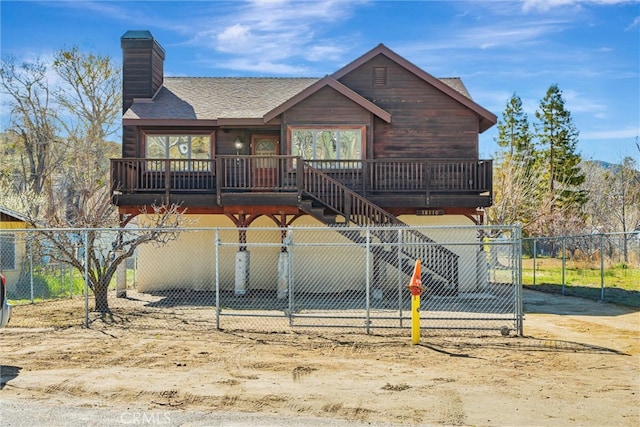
[124,77,317,121]
[123,76,473,122]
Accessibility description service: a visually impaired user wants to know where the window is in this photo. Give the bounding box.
[0,233,16,270]
[144,134,212,171]
[290,127,363,166]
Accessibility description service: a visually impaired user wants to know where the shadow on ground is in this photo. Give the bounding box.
[0,365,22,390]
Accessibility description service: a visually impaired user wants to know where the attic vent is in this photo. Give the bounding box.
[373,67,387,86]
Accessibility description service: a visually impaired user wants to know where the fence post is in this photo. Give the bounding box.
[365,227,371,335]
[67,263,72,298]
[84,229,89,328]
[532,239,537,289]
[561,237,566,295]
[600,233,605,302]
[29,238,34,303]
[397,228,404,328]
[287,228,295,327]
[516,225,524,336]
[215,228,220,330]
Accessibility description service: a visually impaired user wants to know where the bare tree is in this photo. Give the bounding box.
[0,178,187,314]
[52,47,121,223]
[487,152,541,232]
[1,48,186,316]
[582,157,640,262]
[0,57,62,217]
[36,199,187,316]
[487,93,540,233]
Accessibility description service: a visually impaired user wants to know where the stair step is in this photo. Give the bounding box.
[300,199,337,224]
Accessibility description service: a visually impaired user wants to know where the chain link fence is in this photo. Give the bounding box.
[523,232,640,306]
[1,225,522,335]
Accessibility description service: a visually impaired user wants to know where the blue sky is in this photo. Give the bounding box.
[1,0,639,164]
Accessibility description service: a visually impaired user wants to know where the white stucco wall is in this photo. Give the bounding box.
[134,214,482,294]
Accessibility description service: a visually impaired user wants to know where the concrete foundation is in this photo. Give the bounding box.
[277,251,290,299]
[235,250,250,295]
[116,254,127,298]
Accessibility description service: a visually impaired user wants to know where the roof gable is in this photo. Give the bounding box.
[122,43,495,132]
[263,76,391,124]
[332,44,497,132]
[0,206,28,223]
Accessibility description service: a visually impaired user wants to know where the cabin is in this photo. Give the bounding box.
[111,30,496,296]
[0,206,28,292]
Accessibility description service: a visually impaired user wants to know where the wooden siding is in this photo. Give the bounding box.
[121,38,165,113]
[337,54,479,159]
[284,86,373,126]
[122,125,138,158]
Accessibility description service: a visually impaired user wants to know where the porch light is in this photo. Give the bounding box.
[234,137,244,155]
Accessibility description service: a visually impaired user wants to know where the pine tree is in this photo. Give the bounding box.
[488,93,540,234]
[496,93,535,160]
[534,84,587,235]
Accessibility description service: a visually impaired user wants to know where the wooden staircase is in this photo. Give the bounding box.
[299,163,459,295]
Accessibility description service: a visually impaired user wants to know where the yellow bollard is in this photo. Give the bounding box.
[407,259,422,344]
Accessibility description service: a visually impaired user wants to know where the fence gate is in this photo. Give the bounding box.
[213,225,522,335]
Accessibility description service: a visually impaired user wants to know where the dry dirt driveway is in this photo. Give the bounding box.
[1,289,638,426]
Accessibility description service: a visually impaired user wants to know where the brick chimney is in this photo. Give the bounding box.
[120,30,165,114]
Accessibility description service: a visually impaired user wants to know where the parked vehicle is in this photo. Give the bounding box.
[1,273,11,327]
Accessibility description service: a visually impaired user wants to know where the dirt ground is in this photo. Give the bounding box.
[1,289,639,426]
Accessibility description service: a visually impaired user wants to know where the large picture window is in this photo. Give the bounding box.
[291,127,363,165]
[145,134,212,171]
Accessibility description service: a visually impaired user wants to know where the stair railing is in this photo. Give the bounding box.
[301,162,458,287]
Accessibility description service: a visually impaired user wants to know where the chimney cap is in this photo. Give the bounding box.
[121,30,154,40]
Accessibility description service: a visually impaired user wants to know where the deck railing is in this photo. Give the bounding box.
[111,157,492,197]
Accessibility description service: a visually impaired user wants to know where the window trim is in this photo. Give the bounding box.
[287,125,366,164]
[141,131,215,172]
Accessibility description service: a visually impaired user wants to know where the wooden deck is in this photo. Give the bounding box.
[110,156,492,211]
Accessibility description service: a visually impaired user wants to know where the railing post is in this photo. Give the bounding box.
[165,159,171,203]
[424,161,430,204]
[362,160,368,197]
[344,195,351,224]
[296,158,303,200]
[216,158,222,205]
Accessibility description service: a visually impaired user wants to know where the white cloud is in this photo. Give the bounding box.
[580,127,640,139]
[177,0,370,73]
[562,89,609,116]
[521,0,639,13]
[213,58,309,75]
[626,16,640,30]
[215,24,254,53]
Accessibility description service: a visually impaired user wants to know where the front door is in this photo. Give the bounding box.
[251,135,280,188]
